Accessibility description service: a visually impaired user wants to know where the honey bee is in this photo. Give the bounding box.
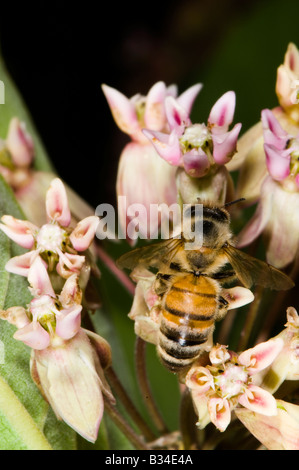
[117,201,294,373]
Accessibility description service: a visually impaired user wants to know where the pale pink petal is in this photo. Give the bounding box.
[237,176,273,248]
[59,273,82,308]
[56,252,85,278]
[183,148,210,177]
[209,345,231,364]
[101,84,139,137]
[55,305,82,340]
[28,256,55,297]
[238,385,277,416]
[6,118,34,167]
[236,399,299,450]
[34,330,104,442]
[285,42,299,73]
[116,142,177,243]
[144,81,167,130]
[239,338,284,374]
[208,397,231,432]
[166,84,178,97]
[5,250,40,277]
[191,392,211,429]
[0,306,30,328]
[0,215,37,249]
[176,83,203,115]
[69,216,99,251]
[185,366,214,394]
[264,144,291,180]
[276,65,294,109]
[261,109,290,149]
[134,314,159,345]
[211,122,242,164]
[13,321,50,350]
[208,91,236,131]
[165,95,191,133]
[223,286,254,310]
[142,129,182,165]
[46,178,71,227]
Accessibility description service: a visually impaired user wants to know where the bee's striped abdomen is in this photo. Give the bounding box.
[158,274,219,372]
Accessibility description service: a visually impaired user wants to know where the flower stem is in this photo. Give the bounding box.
[179,388,200,450]
[104,396,151,450]
[237,285,264,351]
[105,366,156,441]
[135,337,169,435]
[95,244,135,296]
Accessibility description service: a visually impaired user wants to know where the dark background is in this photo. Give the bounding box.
[0,0,299,209]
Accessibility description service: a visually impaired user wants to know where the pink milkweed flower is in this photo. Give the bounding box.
[276,42,299,123]
[185,339,283,433]
[0,178,99,278]
[2,256,83,349]
[102,82,202,243]
[0,256,114,442]
[237,109,299,268]
[0,117,34,190]
[143,91,242,178]
[102,81,202,144]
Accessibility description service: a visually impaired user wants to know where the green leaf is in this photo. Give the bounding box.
[0,49,54,172]
[0,174,75,449]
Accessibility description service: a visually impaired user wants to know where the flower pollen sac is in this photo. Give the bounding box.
[36,223,66,253]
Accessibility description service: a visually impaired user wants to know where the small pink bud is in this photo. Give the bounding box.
[46,178,71,227]
[6,118,34,167]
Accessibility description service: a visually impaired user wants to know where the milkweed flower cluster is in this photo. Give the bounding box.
[0,178,99,279]
[143,90,241,176]
[102,81,240,241]
[0,178,113,443]
[185,339,283,432]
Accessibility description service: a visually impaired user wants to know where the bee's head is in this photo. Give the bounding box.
[182,203,232,248]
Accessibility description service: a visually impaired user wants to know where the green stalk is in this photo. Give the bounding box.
[237,285,264,351]
[135,337,169,435]
[104,397,150,450]
[106,367,156,441]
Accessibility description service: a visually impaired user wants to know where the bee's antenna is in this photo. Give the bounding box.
[223,198,246,208]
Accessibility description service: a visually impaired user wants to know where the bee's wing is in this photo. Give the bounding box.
[223,244,294,290]
[117,238,183,271]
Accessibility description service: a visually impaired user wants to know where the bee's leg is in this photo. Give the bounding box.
[154,273,173,295]
[216,295,229,320]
